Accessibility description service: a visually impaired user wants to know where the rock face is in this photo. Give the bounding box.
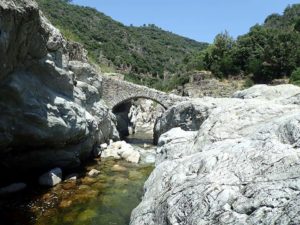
[131,85,300,225]
[113,99,164,138]
[232,84,300,101]
[129,99,164,134]
[153,101,211,144]
[0,0,118,174]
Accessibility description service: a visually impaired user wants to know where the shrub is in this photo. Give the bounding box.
[243,77,254,88]
[290,68,300,85]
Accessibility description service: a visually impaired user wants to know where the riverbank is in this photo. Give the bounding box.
[0,135,155,225]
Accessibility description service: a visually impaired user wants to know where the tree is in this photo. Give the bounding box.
[204,31,238,77]
[295,19,300,32]
[290,67,300,85]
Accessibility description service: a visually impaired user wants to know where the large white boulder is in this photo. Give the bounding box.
[131,85,300,225]
[232,84,300,102]
[102,141,140,163]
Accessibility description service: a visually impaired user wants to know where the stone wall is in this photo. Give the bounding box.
[101,76,187,110]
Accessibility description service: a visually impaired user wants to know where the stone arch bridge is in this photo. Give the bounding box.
[101,76,187,110]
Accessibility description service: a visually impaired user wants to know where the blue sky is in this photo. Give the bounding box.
[72,0,300,43]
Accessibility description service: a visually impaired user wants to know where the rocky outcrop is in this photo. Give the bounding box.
[129,99,164,134]
[172,71,243,98]
[232,84,300,101]
[153,101,211,143]
[131,85,300,225]
[113,99,164,138]
[0,0,118,176]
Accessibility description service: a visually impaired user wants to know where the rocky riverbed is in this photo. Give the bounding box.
[0,137,155,225]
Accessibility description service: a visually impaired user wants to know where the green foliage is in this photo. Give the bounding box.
[243,77,255,88]
[36,0,208,90]
[295,19,300,32]
[187,4,300,84]
[202,31,240,78]
[37,0,300,89]
[290,68,300,85]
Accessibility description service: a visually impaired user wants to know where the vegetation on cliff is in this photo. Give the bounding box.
[37,1,300,89]
[36,0,208,90]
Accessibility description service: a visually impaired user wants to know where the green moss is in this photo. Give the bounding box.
[77,209,97,222]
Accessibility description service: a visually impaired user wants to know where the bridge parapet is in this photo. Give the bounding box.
[101,75,187,110]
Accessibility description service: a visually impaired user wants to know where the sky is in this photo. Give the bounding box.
[72,0,300,43]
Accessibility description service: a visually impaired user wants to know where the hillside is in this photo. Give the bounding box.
[264,4,300,30]
[36,0,208,90]
[186,4,300,85]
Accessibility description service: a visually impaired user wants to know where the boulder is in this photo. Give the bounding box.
[130,85,300,225]
[153,100,211,144]
[111,164,127,172]
[39,168,62,186]
[100,143,108,150]
[232,84,300,101]
[87,169,100,177]
[65,173,78,181]
[0,0,119,173]
[156,127,197,165]
[102,141,140,163]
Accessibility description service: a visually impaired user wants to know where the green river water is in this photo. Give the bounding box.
[0,134,155,225]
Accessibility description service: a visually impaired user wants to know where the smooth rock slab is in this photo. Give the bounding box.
[39,168,62,186]
[130,85,300,225]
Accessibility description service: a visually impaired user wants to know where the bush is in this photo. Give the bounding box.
[290,68,300,85]
[243,77,254,88]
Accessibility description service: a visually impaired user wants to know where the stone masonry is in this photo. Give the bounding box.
[101,75,187,110]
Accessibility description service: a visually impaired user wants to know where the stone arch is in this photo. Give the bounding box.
[101,75,187,110]
[112,96,167,113]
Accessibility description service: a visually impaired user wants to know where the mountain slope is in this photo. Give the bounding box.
[36,0,208,89]
[189,3,300,85]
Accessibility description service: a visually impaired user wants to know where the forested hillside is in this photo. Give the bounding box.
[36,0,208,90]
[37,0,300,89]
[187,4,300,85]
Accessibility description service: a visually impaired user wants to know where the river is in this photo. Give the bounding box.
[0,133,155,225]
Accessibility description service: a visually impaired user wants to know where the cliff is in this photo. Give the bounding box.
[0,0,118,177]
